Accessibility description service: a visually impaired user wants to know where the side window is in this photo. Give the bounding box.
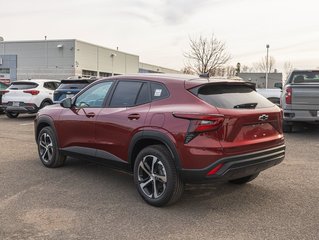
[44,82,56,90]
[0,83,7,90]
[75,81,113,108]
[136,83,150,105]
[151,83,169,101]
[110,81,143,107]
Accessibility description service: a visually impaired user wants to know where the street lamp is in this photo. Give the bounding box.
[110,53,116,76]
[265,44,270,89]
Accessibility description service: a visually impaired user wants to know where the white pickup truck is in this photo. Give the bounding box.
[256,88,282,105]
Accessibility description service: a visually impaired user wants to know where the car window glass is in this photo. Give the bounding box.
[75,81,113,108]
[151,83,169,100]
[136,83,150,105]
[110,81,143,107]
[0,83,7,90]
[9,82,38,90]
[44,82,56,90]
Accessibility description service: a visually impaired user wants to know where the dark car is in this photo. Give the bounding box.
[0,81,10,113]
[53,79,95,103]
[34,74,285,206]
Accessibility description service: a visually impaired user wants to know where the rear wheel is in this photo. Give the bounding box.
[228,173,259,184]
[6,112,19,118]
[283,121,293,133]
[40,101,52,109]
[37,127,66,168]
[134,145,184,207]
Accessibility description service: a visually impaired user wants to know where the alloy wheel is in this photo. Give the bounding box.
[137,155,167,199]
[39,132,54,163]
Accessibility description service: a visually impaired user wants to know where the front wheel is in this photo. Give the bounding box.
[37,127,66,168]
[6,112,19,118]
[134,145,184,207]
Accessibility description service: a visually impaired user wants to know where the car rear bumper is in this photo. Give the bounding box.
[2,103,39,114]
[283,109,319,122]
[180,145,285,183]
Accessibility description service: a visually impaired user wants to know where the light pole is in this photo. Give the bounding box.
[265,44,269,89]
[110,53,116,76]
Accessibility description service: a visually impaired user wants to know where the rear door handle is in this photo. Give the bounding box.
[86,112,95,118]
[128,113,140,120]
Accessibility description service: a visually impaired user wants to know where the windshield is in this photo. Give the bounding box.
[290,71,319,84]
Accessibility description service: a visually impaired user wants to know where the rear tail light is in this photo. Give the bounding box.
[173,113,224,143]
[1,90,9,95]
[285,86,292,104]
[23,90,40,95]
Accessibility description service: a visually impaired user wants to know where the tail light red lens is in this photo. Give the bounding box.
[1,90,9,95]
[173,113,224,143]
[285,86,292,104]
[23,90,40,95]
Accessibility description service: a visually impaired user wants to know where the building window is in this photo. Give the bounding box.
[99,72,112,77]
[0,68,10,74]
[82,69,97,78]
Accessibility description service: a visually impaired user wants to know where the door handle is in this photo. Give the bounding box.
[86,112,95,118]
[128,113,140,120]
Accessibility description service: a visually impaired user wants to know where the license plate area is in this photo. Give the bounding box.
[12,102,20,107]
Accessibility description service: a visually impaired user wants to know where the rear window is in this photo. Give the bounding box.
[8,82,38,90]
[193,84,274,109]
[58,83,89,90]
[289,71,319,84]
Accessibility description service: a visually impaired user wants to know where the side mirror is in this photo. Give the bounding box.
[60,98,72,108]
[274,82,282,89]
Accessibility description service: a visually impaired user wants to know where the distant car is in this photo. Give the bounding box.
[53,79,95,103]
[257,88,282,105]
[0,82,10,113]
[2,79,60,118]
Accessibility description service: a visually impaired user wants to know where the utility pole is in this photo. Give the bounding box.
[265,44,269,89]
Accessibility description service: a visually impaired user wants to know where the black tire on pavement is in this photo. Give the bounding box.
[37,126,66,168]
[40,101,52,109]
[134,145,184,207]
[283,121,293,133]
[228,173,260,185]
[6,112,19,118]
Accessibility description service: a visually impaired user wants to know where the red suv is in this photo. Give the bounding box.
[34,74,285,206]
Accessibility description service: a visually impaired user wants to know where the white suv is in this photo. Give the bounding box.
[1,79,60,118]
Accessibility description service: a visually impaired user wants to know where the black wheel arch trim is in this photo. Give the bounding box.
[128,130,182,170]
[35,115,57,142]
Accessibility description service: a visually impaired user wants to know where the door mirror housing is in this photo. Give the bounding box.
[60,98,72,108]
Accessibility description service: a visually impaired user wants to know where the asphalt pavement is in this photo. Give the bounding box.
[0,114,318,240]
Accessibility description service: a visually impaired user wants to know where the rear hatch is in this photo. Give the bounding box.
[286,71,319,110]
[53,80,92,102]
[2,81,39,105]
[189,82,284,155]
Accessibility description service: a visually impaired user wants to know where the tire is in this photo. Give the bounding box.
[40,101,52,109]
[134,145,184,207]
[6,112,19,118]
[228,173,259,185]
[37,126,66,168]
[283,121,293,133]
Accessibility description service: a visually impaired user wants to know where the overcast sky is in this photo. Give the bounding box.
[1,0,319,72]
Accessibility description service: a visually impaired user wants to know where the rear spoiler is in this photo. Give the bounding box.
[188,81,256,91]
[60,79,94,84]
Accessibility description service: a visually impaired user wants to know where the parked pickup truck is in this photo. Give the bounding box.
[281,70,319,132]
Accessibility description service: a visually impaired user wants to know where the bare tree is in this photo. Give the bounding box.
[180,66,195,75]
[184,34,231,75]
[283,61,294,77]
[253,56,276,72]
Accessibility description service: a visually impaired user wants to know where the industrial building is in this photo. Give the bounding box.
[238,72,283,88]
[0,39,180,81]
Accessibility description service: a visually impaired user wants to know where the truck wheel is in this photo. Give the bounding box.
[283,121,293,133]
[6,112,19,118]
[134,145,184,207]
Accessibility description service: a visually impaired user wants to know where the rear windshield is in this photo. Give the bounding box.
[8,82,38,90]
[289,71,319,84]
[57,82,90,90]
[192,84,274,109]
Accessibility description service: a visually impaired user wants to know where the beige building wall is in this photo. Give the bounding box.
[139,62,180,74]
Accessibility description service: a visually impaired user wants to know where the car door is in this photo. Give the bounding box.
[56,81,114,157]
[94,80,151,162]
